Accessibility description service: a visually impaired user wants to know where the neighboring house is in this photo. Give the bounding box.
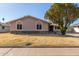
[0,23,10,32]
[8,16,59,33]
[68,24,79,33]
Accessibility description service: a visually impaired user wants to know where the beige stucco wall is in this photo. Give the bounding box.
[10,17,49,31]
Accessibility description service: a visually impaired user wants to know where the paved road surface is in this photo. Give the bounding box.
[0,48,79,56]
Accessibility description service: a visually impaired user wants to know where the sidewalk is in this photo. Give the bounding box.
[0,48,79,56]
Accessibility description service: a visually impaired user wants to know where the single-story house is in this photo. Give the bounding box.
[6,15,59,33]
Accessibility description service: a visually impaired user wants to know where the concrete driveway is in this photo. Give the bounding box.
[0,48,79,56]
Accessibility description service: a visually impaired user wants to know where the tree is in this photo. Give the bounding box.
[2,18,5,23]
[45,3,79,35]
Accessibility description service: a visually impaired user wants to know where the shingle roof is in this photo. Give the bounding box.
[8,15,50,24]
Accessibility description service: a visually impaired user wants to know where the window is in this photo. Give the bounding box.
[37,24,42,30]
[2,26,5,29]
[17,24,22,30]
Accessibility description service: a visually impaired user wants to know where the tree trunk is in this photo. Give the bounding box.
[61,30,66,35]
[60,27,67,35]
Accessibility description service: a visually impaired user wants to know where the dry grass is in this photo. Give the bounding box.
[0,33,79,47]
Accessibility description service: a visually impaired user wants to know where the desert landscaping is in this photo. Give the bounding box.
[0,33,79,47]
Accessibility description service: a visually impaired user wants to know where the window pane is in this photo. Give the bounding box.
[39,25,42,29]
[17,24,19,29]
[37,25,39,29]
[20,24,22,29]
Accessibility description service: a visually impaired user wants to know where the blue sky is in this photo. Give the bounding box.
[0,3,52,22]
[0,3,79,24]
